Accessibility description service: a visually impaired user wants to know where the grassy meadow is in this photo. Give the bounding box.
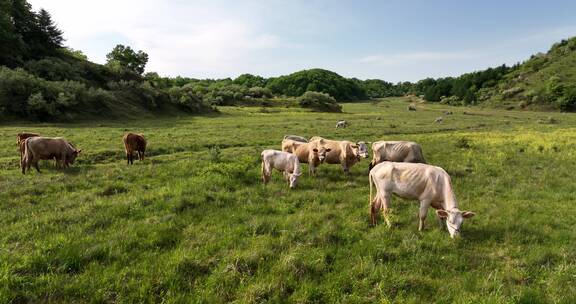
[1,98,575,303]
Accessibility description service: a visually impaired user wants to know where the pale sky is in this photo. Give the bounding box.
[28,0,576,82]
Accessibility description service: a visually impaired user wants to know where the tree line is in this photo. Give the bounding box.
[2,0,574,121]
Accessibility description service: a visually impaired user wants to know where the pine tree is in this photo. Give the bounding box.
[37,8,64,49]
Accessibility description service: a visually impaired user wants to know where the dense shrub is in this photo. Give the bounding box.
[297,91,342,112]
[247,87,273,98]
[167,85,214,113]
[556,86,576,112]
[266,69,367,101]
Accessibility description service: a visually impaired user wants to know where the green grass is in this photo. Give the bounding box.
[1,97,575,303]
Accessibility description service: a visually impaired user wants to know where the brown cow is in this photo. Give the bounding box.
[17,132,40,162]
[123,133,147,165]
[309,136,369,176]
[281,138,330,176]
[21,137,81,174]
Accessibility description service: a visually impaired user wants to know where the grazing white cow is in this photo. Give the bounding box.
[261,149,302,188]
[408,104,417,111]
[335,120,348,129]
[369,141,426,171]
[283,135,308,143]
[369,162,476,238]
[434,116,444,123]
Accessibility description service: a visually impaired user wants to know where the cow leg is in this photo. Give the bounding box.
[60,153,66,169]
[342,163,350,176]
[370,197,382,226]
[309,163,316,177]
[21,158,26,174]
[381,193,392,227]
[34,160,40,173]
[418,200,431,231]
[262,163,271,185]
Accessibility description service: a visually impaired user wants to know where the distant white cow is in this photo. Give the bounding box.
[261,149,302,188]
[369,161,476,238]
[434,116,444,123]
[335,120,348,129]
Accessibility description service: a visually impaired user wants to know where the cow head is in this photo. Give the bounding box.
[356,142,369,159]
[289,172,302,188]
[312,147,331,162]
[436,209,476,238]
[67,148,81,165]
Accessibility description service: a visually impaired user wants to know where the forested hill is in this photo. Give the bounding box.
[406,37,576,112]
[483,37,576,111]
[0,0,214,122]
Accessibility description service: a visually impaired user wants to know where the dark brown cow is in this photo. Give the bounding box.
[123,133,147,164]
[21,137,81,174]
[17,132,40,161]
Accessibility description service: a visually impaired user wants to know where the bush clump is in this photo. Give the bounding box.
[297,91,342,112]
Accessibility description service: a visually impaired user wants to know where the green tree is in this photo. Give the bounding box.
[233,74,266,88]
[106,44,149,75]
[36,8,63,49]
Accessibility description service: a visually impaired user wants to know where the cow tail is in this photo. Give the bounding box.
[369,171,374,206]
[22,138,31,172]
[260,153,265,181]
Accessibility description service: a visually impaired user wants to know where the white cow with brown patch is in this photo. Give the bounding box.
[369,141,426,171]
[261,149,302,188]
[369,161,475,238]
[309,136,368,176]
[281,138,331,176]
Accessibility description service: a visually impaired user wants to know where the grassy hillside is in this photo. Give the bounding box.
[483,37,576,111]
[1,98,575,302]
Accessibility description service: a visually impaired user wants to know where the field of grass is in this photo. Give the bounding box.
[1,98,575,303]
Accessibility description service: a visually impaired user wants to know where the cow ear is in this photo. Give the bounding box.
[462,211,476,218]
[313,148,318,152]
[326,148,332,152]
[436,209,449,219]
[351,145,358,149]
[76,149,82,154]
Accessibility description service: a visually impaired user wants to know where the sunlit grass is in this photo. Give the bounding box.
[1,98,575,302]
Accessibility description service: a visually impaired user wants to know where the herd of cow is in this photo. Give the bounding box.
[16,124,475,238]
[263,129,476,238]
[17,132,146,174]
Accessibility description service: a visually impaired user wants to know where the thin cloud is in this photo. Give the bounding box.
[358,51,482,67]
[28,0,287,77]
